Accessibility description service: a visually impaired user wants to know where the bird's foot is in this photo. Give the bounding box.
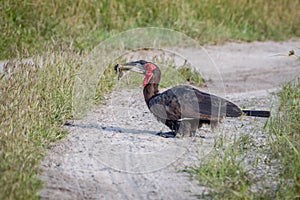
[156,131,176,138]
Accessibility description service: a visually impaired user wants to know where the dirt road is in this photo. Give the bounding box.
[39,40,300,199]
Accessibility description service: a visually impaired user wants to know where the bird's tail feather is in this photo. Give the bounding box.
[242,110,270,118]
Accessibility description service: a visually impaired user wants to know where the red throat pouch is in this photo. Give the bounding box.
[143,63,156,86]
[143,73,153,86]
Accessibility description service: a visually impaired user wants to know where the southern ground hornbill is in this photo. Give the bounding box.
[115,60,270,137]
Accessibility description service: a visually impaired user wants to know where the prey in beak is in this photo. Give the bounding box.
[114,60,147,80]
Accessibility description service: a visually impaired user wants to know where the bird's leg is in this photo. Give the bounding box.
[189,130,197,137]
[176,121,192,138]
[210,121,219,131]
[189,120,200,137]
[175,123,185,138]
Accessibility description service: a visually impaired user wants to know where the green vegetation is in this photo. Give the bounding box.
[1,0,299,199]
[185,134,259,199]
[267,78,300,199]
[186,78,300,199]
[1,0,299,59]
[0,51,81,199]
[177,66,203,87]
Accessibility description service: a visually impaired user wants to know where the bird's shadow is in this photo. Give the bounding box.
[64,122,176,138]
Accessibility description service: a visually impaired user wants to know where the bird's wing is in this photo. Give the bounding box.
[148,85,242,121]
[148,91,181,121]
[192,86,242,118]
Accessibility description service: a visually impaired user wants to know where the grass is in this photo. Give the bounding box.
[186,76,300,199]
[0,0,299,199]
[185,133,262,199]
[0,50,81,199]
[1,0,299,59]
[267,78,300,199]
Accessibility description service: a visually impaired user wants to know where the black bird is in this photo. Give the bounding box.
[115,60,270,137]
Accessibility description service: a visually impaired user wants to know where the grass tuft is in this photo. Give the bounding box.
[185,134,257,199]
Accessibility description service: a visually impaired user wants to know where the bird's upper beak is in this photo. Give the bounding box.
[114,61,146,74]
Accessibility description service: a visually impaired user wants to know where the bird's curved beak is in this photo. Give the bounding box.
[115,61,146,74]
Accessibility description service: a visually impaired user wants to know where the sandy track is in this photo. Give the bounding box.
[39,40,300,199]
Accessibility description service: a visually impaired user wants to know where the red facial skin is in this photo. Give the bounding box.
[143,63,156,86]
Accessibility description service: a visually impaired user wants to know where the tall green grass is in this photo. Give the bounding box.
[1,0,299,59]
[267,78,300,199]
[0,50,80,199]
